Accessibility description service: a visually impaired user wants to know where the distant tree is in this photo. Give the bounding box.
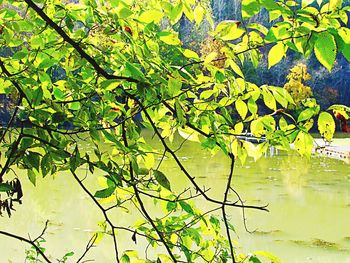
[284,64,313,110]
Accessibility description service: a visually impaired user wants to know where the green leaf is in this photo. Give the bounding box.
[337,27,350,44]
[169,3,183,24]
[182,49,199,60]
[69,102,81,111]
[249,256,262,263]
[94,186,116,198]
[53,88,66,100]
[51,112,66,123]
[28,170,36,186]
[120,254,130,263]
[24,152,40,171]
[41,154,52,177]
[166,201,177,212]
[314,32,336,72]
[297,108,315,122]
[30,35,44,49]
[139,10,163,23]
[0,183,13,192]
[242,0,261,19]
[31,87,43,106]
[168,78,182,96]
[204,52,217,64]
[62,251,74,259]
[227,59,244,77]
[118,7,133,19]
[153,170,171,191]
[175,100,186,126]
[70,146,81,172]
[268,42,285,69]
[179,201,194,214]
[342,44,350,62]
[125,62,145,80]
[318,112,335,142]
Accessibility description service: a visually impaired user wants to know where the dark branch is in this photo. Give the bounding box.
[24,0,139,83]
[0,223,52,263]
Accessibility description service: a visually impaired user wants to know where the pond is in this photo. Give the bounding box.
[0,136,350,262]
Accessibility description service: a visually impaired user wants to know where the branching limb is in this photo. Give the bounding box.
[121,118,178,262]
[0,223,52,263]
[70,170,120,263]
[23,0,139,83]
[131,94,268,211]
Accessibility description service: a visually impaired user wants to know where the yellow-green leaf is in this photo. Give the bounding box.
[194,5,205,25]
[318,112,335,142]
[268,42,285,69]
[215,20,245,41]
[158,32,181,45]
[235,99,248,119]
[139,10,163,24]
[227,59,244,77]
[314,32,336,72]
[338,27,350,44]
[294,131,314,157]
[302,0,315,8]
[254,250,281,263]
[182,49,199,60]
[204,52,217,64]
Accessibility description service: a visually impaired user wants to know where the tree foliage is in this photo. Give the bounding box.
[283,63,313,109]
[0,0,349,262]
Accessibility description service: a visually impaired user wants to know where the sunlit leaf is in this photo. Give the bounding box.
[318,112,335,142]
[314,32,336,71]
[268,42,285,69]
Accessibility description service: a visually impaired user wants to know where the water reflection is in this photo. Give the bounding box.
[0,137,350,262]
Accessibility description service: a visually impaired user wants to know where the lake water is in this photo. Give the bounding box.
[1,136,350,262]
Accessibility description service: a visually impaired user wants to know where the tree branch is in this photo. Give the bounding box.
[121,114,178,262]
[24,0,139,83]
[0,223,52,263]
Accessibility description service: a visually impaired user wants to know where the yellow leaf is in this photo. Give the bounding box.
[194,5,205,25]
[235,99,248,119]
[138,10,163,24]
[143,153,155,169]
[227,59,244,77]
[254,250,281,263]
[268,42,285,69]
[215,20,245,41]
[204,52,217,64]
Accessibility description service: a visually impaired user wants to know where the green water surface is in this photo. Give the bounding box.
[0,137,350,262]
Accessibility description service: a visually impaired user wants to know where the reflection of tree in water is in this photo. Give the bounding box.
[279,155,310,199]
